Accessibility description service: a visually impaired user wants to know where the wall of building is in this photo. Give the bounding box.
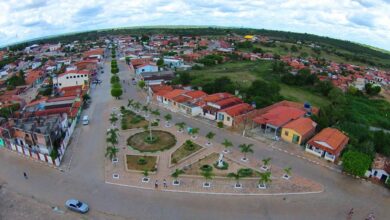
[55,73,89,89]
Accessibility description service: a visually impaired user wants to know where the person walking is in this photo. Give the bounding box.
[155,180,158,189]
[163,179,167,188]
[23,172,28,179]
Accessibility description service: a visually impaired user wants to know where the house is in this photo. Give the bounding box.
[171,90,207,114]
[202,96,243,120]
[83,48,104,60]
[252,106,306,137]
[53,70,90,89]
[160,89,187,107]
[139,71,175,86]
[281,117,317,145]
[25,69,45,87]
[305,128,349,162]
[217,103,253,127]
[369,154,390,183]
[135,63,158,75]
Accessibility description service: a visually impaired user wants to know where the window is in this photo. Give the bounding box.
[227,116,230,121]
[285,131,289,136]
[84,74,87,77]
[66,77,69,79]
[77,75,80,78]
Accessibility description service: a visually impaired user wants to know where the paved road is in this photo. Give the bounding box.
[1,57,389,220]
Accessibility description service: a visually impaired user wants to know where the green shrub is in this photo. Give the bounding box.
[238,168,253,177]
[200,164,213,172]
[184,140,195,151]
[217,121,224,128]
[213,161,229,170]
[137,157,147,165]
[171,158,178,164]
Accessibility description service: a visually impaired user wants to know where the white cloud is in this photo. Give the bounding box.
[0,0,389,50]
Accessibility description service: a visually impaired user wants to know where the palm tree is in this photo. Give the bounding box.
[262,157,272,170]
[189,127,200,139]
[106,128,119,147]
[221,139,233,153]
[127,99,134,108]
[227,171,242,188]
[164,113,172,126]
[171,169,185,185]
[105,146,119,161]
[109,113,118,125]
[175,122,186,133]
[151,109,160,119]
[239,144,254,161]
[201,170,214,187]
[258,171,272,188]
[133,101,141,113]
[283,167,292,178]
[205,132,215,145]
[142,105,149,117]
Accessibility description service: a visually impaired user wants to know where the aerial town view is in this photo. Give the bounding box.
[0,1,389,220]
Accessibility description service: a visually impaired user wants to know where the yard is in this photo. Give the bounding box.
[121,110,148,130]
[126,155,157,171]
[171,140,203,164]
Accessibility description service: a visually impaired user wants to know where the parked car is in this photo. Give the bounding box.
[82,115,89,125]
[65,199,89,213]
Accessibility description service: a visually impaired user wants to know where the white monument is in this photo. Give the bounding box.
[217,153,224,168]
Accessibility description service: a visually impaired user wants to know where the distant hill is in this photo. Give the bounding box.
[3,26,390,68]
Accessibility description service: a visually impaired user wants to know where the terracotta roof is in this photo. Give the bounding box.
[307,128,349,155]
[184,90,207,99]
[150,85,173,94]
[172,95,191,103]
[283,117,317,135]
[213,97,243,108]
[219,103,253,117]
[253,106,306,127]
[202,93,233,103]
[162,89,187,99]
[83,49,104,58]
[25,70,44,85]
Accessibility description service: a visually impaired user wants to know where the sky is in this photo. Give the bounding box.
[0,0,390,51]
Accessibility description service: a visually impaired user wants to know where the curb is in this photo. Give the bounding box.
[105,181,324,196]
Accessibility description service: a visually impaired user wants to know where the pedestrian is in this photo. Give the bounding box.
[155,180,158,189]
[23,172,28,179]
[163,179,167,188]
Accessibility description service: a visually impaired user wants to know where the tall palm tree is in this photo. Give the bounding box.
[171,169,185,185]
[239,144,254,161]
[258,171,272,188]
[106,128,119,147]
[142,105,149,117]
[227,171,242,187]
[175,122,186,132]
[201,170,214,186]
[109,113,118,125]
[164,113,172,125]
[221,139,233,153]
[105,146,119,160]
[133,101,141,113]
[205,132,215,145]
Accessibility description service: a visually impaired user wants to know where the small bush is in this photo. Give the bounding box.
[184,140,195,151]
[217,121,224,128]
[200,164,213,172]
[171,158,178,164]
[238,168,253,177]
[137,157,147,165]
[213,161,229,170]
[151,121,159,126]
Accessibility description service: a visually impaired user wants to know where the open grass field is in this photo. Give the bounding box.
[279,84,330,108]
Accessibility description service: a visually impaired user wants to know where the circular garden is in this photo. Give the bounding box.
[127,130,176,152]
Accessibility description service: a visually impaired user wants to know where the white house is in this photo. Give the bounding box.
[135,64,158,75]
[53,70,90,89]
[153,57,184,68]
[368,154,390,183]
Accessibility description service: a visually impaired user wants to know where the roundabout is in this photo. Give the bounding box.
[127,130,177,152]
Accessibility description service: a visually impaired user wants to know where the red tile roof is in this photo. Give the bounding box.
[307,128,349,155]
[25,70,44,85]
[213,97,243,107]
[83,49,104,58]
[150,85,173,94]
[184,90,207,99]
[283,117,317,135]
[219,103,253,117]
[202,93,233,103]
[253,106,306,127]
[162,89,187,99]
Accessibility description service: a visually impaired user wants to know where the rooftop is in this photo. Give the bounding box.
[253,106,306,127]
[283,117,317,135]
[307,128,349,155]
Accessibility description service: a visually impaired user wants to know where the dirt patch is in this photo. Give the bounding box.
[121,110,148,130]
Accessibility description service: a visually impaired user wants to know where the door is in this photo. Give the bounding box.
[292,135,300,144]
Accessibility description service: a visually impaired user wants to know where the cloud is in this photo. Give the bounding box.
[0,0,389,51]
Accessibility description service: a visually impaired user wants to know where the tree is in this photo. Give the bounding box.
[142,170,149,178]
[227,171,242,187]
[239,144,254,160]
[111,75,120,84]
[105,146,119,161]
[157,58,164,70]
[171,169,185,184]
[283,167,292,177]
[222,139,233,152]
[106,128,119,147]
[111,88,123,99]
[125,57,130,65]
[133,101,141,112]
[138,80,146,89]
[142,105,149,116]
[205,132,215,145]
[189,127,199,139]
[365,83,381,96]
[127,99,134,108]
[175,122,186,132]
[262,157,272,169]
[82,94,91,104]
[164,113,172,124]
[109,113,118,125]
[111,66,119,74]
[201,170,214,185]
[151,109,160,118]
[342,151,372,177]
[258,171,272,188]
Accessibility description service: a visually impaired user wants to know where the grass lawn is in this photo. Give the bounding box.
[171,140,203,164]
[126,155,157,171]
[279,84,330,108]
[127,130,177,152]
[121,110,148,130]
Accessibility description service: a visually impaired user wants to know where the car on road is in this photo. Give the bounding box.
[65,199,89,213]
[132,78,137,85]
[82,115,89,125]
